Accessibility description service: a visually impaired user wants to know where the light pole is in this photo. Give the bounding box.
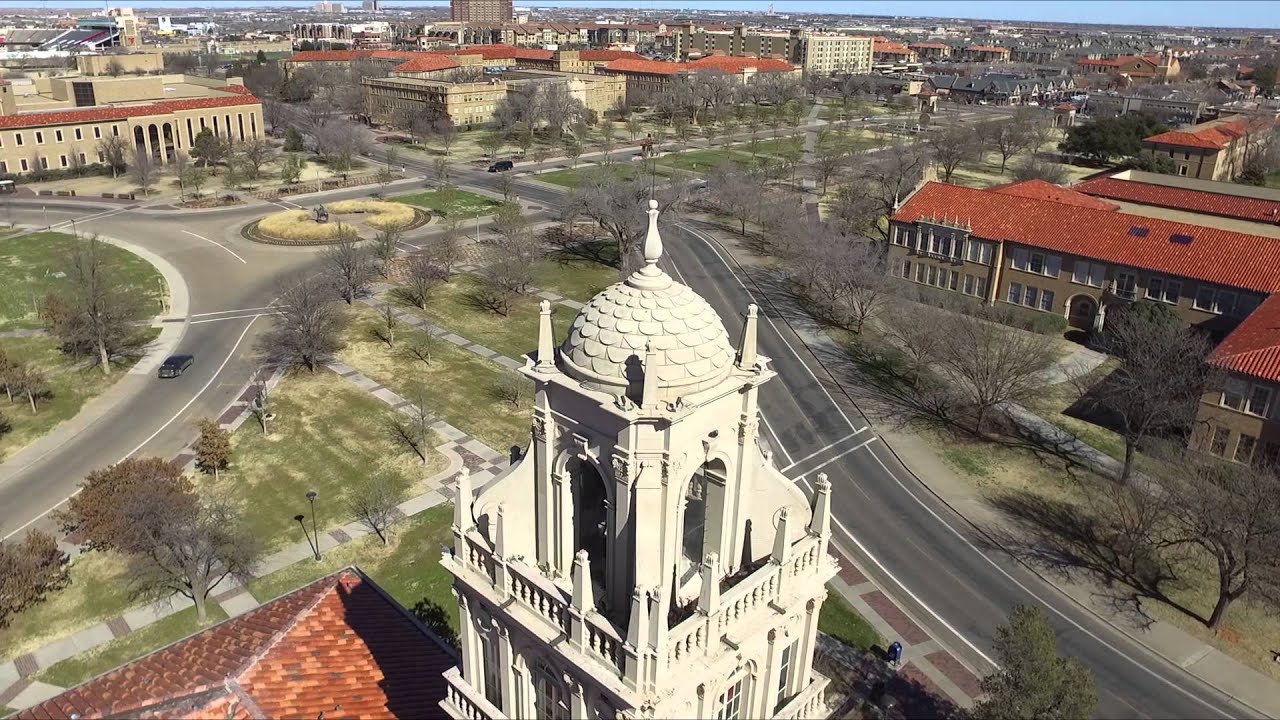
[294,514,318,562]
[306,490,320,561]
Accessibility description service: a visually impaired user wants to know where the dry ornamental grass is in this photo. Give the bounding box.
[326,200,416,229]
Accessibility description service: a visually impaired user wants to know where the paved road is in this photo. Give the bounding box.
[436,163,1254,719]
[0,202,328,538]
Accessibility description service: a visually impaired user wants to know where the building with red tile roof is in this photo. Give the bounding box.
[962,45,1011,62]
[1074,173,1280,226]
[909,42,952,59]
[391,53,462,76]
[1142,115,1275,182]
[872,41,914,61]
[685,55,798,74]
[1197,292,1280,462]
[991,179,1120,211]
[19,569,458,720]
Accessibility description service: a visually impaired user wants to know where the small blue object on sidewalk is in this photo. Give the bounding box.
[888,641,903,668]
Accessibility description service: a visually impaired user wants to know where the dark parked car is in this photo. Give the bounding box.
[488,160,514,172]
[158,354,194,378]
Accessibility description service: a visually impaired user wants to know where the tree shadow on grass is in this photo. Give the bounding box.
[979,488,1207,629]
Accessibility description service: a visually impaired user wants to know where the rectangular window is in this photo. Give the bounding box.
[1235,434,1256,464]
[1072,260,1105,288]
[15,133,23,146]
[1008,282,1023,305]
[34,131,43,144]
[1041,289,1055,312]
[1028,252,1045,274]
[75,128,82,140]
[776,642,797,711]
[1210,427,1230,456]
[94,126,102,139]
[1234,294,1260,318]
[19,158,27,171]
[58,155,66,168]
[1115,272,1137,300]
[928,265,938,286]
[1194,285,1215,311]
[1221,380,1246,411]
[717,677,747,720]
[964,274,976,296]
[1217,290,1237,316]
[1146,276,1164,301]
[949,271,959,291]
[78,152,86,164]
[965,240,993,265]
[1163,279,1181,305]
[901,259,912,279]
[534,670,563,720]
[0,161,5,173]
[55,130,63,142]
[1010,247,1028,271]
[1247,385,1272,417]
[915,264,926,283]
[1025,286,1039,308]
[39,157,47,170]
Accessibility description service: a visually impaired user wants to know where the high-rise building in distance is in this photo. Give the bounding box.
[450,0,513,23]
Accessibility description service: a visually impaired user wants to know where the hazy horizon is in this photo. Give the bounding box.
[4,0,1280,31]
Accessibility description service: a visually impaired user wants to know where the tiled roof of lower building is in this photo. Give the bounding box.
[1074,176,1280,225]
[1210,293,1280,382]
[0,94,260,131]
[18,568,457,720]
[1143,116,1260,150]
[686,55,796,73]
[893,182,1280,294]
[602,57,686,75]
[991,179,1120,211]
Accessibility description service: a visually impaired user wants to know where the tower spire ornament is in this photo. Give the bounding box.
[628,199,671,291]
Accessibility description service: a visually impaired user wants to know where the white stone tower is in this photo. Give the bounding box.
[441,201,837,720]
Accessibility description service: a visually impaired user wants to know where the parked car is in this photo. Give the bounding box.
[158,354,194,378]
[488,160,514,172]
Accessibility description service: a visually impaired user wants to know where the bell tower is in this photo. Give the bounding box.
[441,201,837,720]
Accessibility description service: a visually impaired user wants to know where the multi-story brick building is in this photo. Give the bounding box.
[0,74,262,174]
[961,45,1011,63]
[1141,115,1276,182]
[888,181,1279,338]
[908,42,952,60]
[450,0,512,23]
[797,33,873,75]
[598,56,797,105]
[1195,295,1280,464]
[872,40,915,63]
[1084,94,1206,125]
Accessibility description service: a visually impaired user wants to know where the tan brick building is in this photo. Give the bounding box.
[797,33,873,75]
[0,75,262,174]
[1141,115,1276,182]
[1195,297,1280,465]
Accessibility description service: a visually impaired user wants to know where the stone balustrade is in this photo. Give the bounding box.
[774,674,830,720]
[442,666,507,720]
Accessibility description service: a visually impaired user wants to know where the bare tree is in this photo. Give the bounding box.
[477,224,539,316]
[387,384,434,465]
[928,123,981,183]
[1079,305,1217,483]
[432,118,458,156]
[791,237,894,334]
[405,333,436,366]
[849,141,930,240]
[1151,456,1280,632]
[238,137,274,179]
[348,474,404,544]
[706,163,768,235]
[47,234,147,373]
[324,237,375,304]
[256,275,347,372]
[375,304,398,348]
[397,253,444,309]
[373,225,402,277]
[978,111,1040,174]
[493,372,529,408]
[938,308,1058,432]
[15,366,49,414]
[566,171,687,272]
[127,150,157,195]
[811,143,847,194]
[1013,155,1070,185]
[313,119,373,171]
[126,496,258,624]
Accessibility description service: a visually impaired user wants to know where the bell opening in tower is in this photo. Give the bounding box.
[570,457,608,587]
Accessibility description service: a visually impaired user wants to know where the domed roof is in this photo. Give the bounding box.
[559,201,735,402]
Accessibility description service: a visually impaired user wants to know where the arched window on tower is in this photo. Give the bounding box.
[569,457,608,585]
[532,664,566,720]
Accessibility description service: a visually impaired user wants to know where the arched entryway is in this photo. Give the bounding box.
[676,458,729,582]
[1067,293,1097,331]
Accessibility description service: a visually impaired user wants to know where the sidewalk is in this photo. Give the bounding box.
[696,218,1280,718]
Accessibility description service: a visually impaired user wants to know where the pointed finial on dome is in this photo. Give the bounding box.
[641,341,660,409]
[643,199,662,270]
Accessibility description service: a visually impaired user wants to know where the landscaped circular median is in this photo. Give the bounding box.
[245,201,429,246]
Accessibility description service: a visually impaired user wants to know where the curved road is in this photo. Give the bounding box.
[0,154,1260,718]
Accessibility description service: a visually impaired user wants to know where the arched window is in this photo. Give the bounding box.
[569,457,608,585]
[532,664,565,720]
[716,673,750,720]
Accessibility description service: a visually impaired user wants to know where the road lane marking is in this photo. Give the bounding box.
[674,222,862,434]
[780,430,868,472]
[2,316,261,543]
[678,221,1238,717]
[182,230,246,264]
[794,436,877,479]
[191,305,283,318]
[757,414,793,466]
[190,312,281,324]
[398,240,422,251]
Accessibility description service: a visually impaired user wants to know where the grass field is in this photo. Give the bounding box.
[0,232,163,331]
[338,305,531,452]
[531,257,620,303]
[0,550,134,662]
[203,370,446,553]
[34,604,230,688]
[0,330,159,462]
[393,189,499,219]
[819,591,882,651]
[537,161,669,188]
[248,504,457,634]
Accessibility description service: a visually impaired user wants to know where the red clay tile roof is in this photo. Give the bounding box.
[991,179,1120,211]
[578,49,642,62]
[19,568,457,720]
[909,43,950,50]
[1209,293,1280,382]
[1144,117,1267,150]
[442,44,530,60]
[218,84,254,95]
[1074,176,1280,225]
[966,45,1009,53]
[686,55,795,73]
[286,49,373,63]
[873,41,911,53]
[393,54,461,73]
[602,57,687,75]
[0,95,259,131]
[893,182,1280,294]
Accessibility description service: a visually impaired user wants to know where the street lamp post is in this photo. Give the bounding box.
[306,490,320,561]
[294,514,318,562]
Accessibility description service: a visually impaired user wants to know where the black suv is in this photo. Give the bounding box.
[488,160,514,172]
[158,354,194,378]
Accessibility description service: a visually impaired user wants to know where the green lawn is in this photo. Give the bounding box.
[656,147,752,173]
[404,274,574,361]
[339,305,531,452]
[248,504,458,636]
[203,370,446,553]
[393,189,499,219]
[1266,171,1280,190]
[537,162,669,188]
[0,232,164,331]
[34,604,229,688]
[0,332,157,462]
[819,591,881,651]
[531,257,620,303]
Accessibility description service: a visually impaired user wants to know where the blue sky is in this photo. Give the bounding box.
[14,0,1280,30]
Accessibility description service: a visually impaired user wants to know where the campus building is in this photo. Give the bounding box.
[1140,115,1276,181]
[890,178,1280,466]
[440,202,837,720]
[450,0,513,23]
[796,33,874,75]
[0,74,262,175]
[598,56,798,104]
